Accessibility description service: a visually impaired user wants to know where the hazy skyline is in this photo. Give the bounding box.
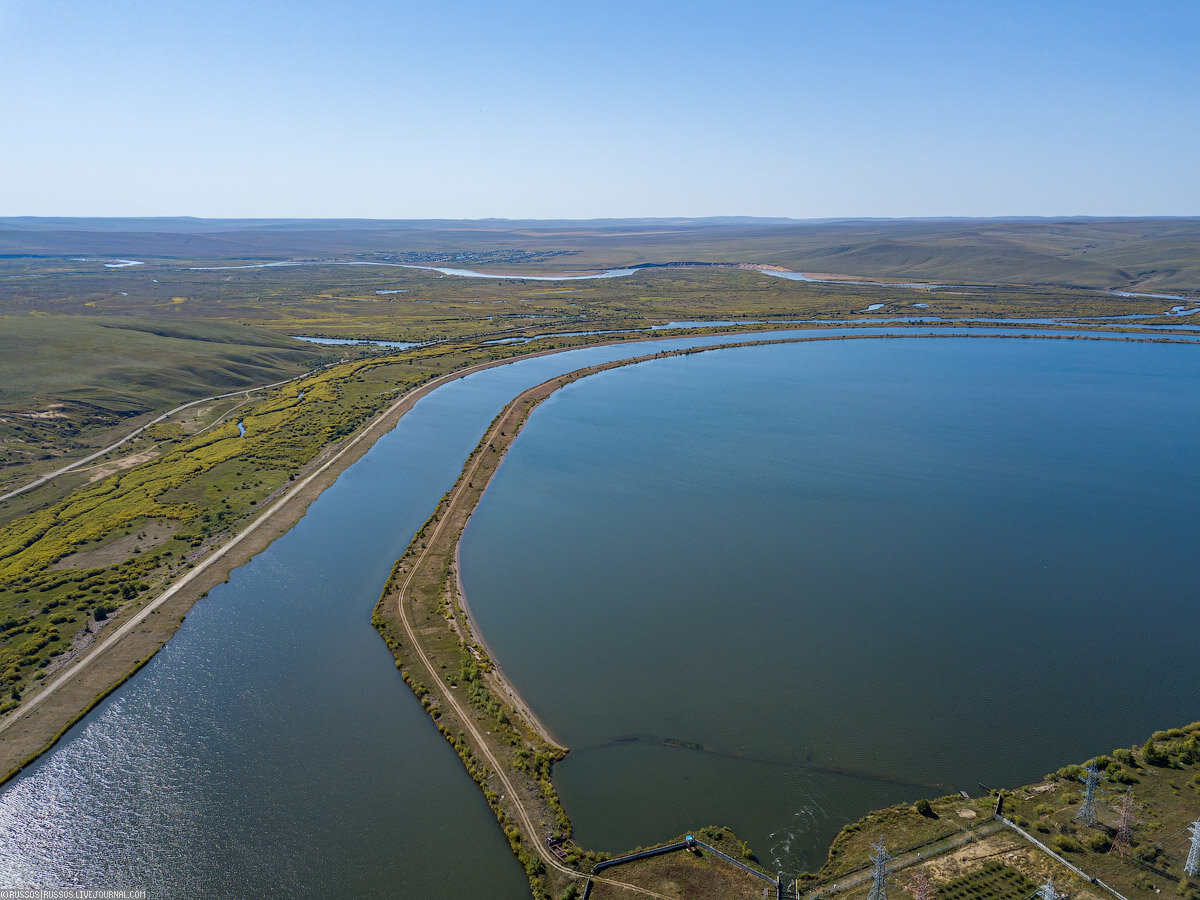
[1,0,1197,219]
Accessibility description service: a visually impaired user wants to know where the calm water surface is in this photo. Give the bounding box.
[461,337,1200,874]
[0,328,896,896]
[1,331,1195,893]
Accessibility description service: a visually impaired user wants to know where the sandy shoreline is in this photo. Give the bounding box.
[453,544,566,749]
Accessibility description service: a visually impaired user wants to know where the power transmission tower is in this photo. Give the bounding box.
[1109,790,1137,859]
[903,868,935,900]
[866,838,892,900]
[1186,818,1200,877]
[1076,763,1101,826]
[1037,878,1060,900]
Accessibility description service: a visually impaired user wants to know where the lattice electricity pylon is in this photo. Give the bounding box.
[903,868,935,900]
[1075,763,1101,826]
[1037,878,1060,900]
[1185,818,1200,877]
[866,837,892,900]
[1108,789,1138,859]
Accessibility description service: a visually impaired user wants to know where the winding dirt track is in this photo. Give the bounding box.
[0,376,303,503]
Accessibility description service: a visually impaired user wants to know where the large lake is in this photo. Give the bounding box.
[461,336,1200,874]
[0,331,1196,894]
[0,329,893,895]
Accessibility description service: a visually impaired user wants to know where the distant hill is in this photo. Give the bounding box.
[1,216,1196,291]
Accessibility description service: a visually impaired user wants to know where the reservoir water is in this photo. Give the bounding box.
[1,330,1197,894]
[460,336,1200,874]
[0,328,899,895]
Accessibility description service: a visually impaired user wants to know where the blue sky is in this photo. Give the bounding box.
[1,0,1196,218]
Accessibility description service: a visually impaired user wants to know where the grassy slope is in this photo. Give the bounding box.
[781,220,1200,290]
[0,315,327,492]
[0,316,322,411]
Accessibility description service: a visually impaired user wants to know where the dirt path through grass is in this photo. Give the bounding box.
[0,377,301,503]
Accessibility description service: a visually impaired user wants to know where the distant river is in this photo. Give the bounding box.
[460,336,1200,874]
[179,259,1199,315]
[0,329,1196,893]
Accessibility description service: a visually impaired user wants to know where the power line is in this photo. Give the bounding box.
[902,868,934,900]
[866,838,892,900]
[1076,764,1101,826]
[1186,819,1200,877]
[1109,790,1137,860]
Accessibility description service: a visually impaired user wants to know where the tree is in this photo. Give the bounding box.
[1143,739,1170,767]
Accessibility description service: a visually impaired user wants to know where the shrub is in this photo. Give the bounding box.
[1052,835,1083,853]
[1138,845,1164,864]
[1109,765,1138,784]
[914,798,936,818]
[1088,833,1113,852]
[1181,737,1200,764]
[1144,739,1170,767]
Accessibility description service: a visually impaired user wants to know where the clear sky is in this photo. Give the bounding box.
[1,0,1196,219]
